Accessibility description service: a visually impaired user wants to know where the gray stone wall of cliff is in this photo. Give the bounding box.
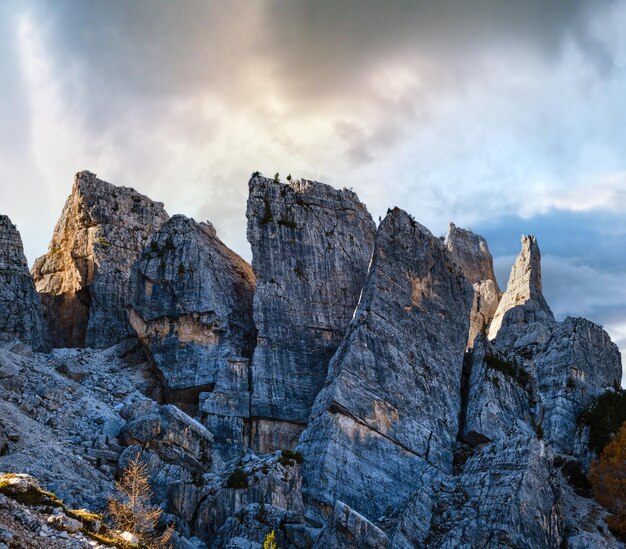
[246,175,376,452]
[299,208,473,522]
[0,215,49,351]
[128,214,256,459]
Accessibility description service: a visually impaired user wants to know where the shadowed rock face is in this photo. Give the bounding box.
[128,215,256,457]
[246,175,376,452]
[299,208,473,522]
[0,215,49,351]
[488,234,555,346]
[446,223,501,348]
[32,171,169,349]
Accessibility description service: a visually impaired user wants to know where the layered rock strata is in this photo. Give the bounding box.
[0,216,49,351]
[299,208,473,522]
[128,214,256,457]
[247,175,376,452]
[32,171,169,349]
[446,223,501,348]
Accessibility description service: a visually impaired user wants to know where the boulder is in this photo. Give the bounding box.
[313,501,388,549]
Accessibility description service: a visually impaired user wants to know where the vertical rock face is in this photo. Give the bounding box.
[246,175,376,452]
[299,209,473,522]
[0,216,49,351]
[462,335,533,442]
[128,215,256,456]
[32,171,169,349]
[534,317,621,455]
[488,234,554,346]
[446,223,501,348]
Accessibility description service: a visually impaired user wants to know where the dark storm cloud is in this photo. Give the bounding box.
[261,0,614,98]
[21,0,616,115]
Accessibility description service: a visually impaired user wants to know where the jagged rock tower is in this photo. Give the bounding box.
[488,234,554,345]
[32,171,169,348]
[299,208,473,522]
[0,215,49,351]
[128,214,256,458]
[246,175,376,452]
[446,222,501,348]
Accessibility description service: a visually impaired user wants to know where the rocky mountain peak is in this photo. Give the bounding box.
[32,171,169,349]
[446,222,499,286]
[299,206,473,522]
[446,222,501,348]
[1,172,623,549]
[488,233,554,344]
[247,174,376,453]
[0,215,49,351]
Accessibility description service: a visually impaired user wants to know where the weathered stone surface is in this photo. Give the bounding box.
[121,403,213,474]
[213,503,302,549]
[169,452,304,545]
[388,469,447,549]
[32,171,169,349]
[534,317,622,456]
[128,214,255,456]
[299,208,473,522]
[0,216,49,351]
[313,501,388,549]
[247,175,376,452]
[433,435,563,548]
[488,234,555,346]
[462,335,533,442]
[446,223,501,349]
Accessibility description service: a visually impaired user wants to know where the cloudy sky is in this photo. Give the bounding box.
[1,1,625,382]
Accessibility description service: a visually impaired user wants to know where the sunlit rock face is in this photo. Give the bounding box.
[246,175,376,453]
[488,234,555,347]
[446,222,501,348]
[299,208,473,522]
[32,171,169,349]
[0,215,49,351]
[128,215,256,458]
[532,317,621,456]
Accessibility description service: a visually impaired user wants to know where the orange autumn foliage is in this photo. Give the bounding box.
[108,452,174,548]
[589,421,626,540]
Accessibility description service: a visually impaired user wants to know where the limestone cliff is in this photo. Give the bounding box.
[246,175,376,452]
[1,171,623,549]
[446,223,501,348]
[128,214,255,458]
[299,208,473,522]
[0,215,49,351]
[32,171,169,348]
[488,234,554,345]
